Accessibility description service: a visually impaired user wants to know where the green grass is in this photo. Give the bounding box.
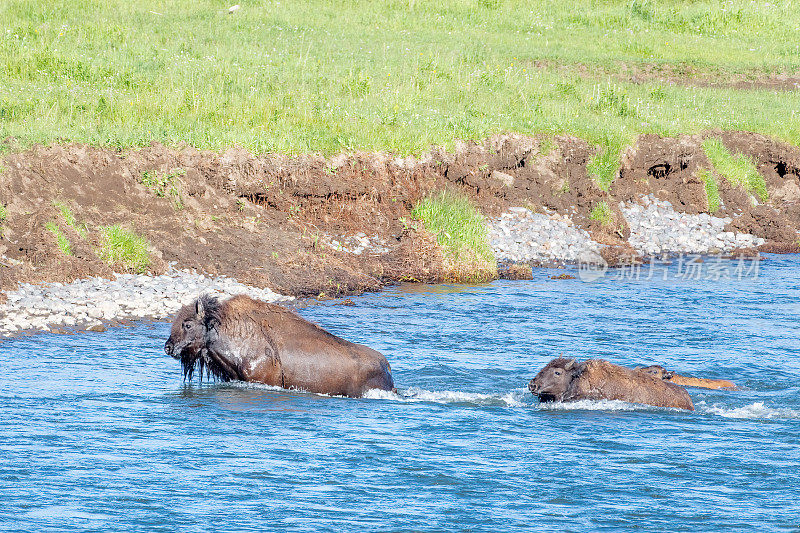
[45,221,72,255]
[1,1,800,155]
[697,169,721,212]
[139,168,185,208]
[539,138,557,157]
[98,224,150,273]
[53,200,87,237]
[411,191,495,281]
[587,140,625,191]
[702,138,768,202]
[589,201,613,226]
[0,203,7,236]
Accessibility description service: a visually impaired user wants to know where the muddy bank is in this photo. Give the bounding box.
[530,59,800,92]
[1,131,799,300]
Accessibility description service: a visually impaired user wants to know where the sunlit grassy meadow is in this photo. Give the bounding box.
[1,0,800,163]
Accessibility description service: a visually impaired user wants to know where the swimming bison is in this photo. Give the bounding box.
[164,295,395,398]
[528,357,694,410]
[638,365,738,390]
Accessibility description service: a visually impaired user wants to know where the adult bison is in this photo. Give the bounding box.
[638,365,738,390]
[528,357,694,411]
[164,295,395,398]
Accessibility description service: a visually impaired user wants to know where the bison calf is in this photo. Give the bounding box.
[638,365,738,390]
[164,295,395,398]
[529,358,694,411]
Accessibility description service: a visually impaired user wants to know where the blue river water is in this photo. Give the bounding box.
[2,255,800,532]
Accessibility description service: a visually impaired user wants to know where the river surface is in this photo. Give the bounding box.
[2,256,800,532]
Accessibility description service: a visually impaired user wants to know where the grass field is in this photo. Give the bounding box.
[2,0,800,162]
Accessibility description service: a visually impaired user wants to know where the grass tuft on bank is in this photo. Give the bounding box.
[589,201,614,226]
[99,225,150,274]
[587,138,625,191]
[139,169,185,209]
[697,169,721,212]
[411,191,496,282]
[45,222,72,256]
[702,138,768,203]
[53,200,88,237]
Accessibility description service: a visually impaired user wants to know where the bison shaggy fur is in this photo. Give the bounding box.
[529,358,694,410]
[164,295,394,398]
[638,365,738,390]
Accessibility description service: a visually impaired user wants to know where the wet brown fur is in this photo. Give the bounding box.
[165,295,394,398]
[529,358,695,411]
[638,365,738,390]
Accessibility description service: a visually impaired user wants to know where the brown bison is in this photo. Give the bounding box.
[528,358,695,411]
[164,295,395,398]
[638,365,738,390]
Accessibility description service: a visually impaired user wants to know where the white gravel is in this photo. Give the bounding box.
[622,196,765,256]
[325,232,391,255]
[488,207,603,265]
[488,197,766,266]
[0,268,290,338]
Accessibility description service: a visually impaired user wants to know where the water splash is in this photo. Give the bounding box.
[220,382,529,407]
[364,387,528,407]
[697,401,800,420]
[536,398,659,412]
[201,383,800,421]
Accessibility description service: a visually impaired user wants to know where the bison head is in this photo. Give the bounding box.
[164,296,217,380]
[638,365,675,380]
[528,357,580,402]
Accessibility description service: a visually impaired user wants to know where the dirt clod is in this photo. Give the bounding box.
[498,262,534,280]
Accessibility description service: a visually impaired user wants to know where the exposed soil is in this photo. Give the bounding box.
[531,60,800,92]
[619,64,800,92]
[613,131,800,245]
[1,131,799,298]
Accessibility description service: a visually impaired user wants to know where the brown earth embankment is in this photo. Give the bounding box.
[1,131,799,300]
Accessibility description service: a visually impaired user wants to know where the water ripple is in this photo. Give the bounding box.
[2,256,800,531]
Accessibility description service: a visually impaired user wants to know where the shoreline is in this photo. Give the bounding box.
[0,250,779,340]
[2,131,800,336]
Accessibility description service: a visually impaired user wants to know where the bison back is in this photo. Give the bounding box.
[225,301,393,397]
[279,335,394,397]
[669,374,737,391]
[567,360,694,410]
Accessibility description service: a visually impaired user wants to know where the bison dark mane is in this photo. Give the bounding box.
[199,294,223,328]
[180,295,231,383]
[181,349,231,383]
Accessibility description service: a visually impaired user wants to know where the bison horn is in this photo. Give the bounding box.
[564,358,576,370]
[195,298,205,319]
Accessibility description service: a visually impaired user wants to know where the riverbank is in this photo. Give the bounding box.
[1,131,799,337]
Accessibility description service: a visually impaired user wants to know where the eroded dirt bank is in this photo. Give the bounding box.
[1,131,799,300]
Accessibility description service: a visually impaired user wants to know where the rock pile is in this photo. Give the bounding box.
[622,196,765,256]
[0,269,290,338]
[488,207,603,265]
